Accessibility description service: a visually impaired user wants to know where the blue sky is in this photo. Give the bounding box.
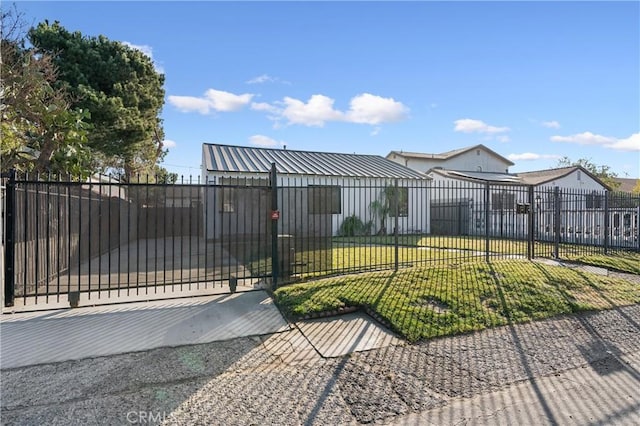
[17,1,640,178]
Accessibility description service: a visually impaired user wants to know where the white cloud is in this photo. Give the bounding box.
[551,131,639,152]
[550,131,615,145]
[454,119,510,134]
[371,127,381,136]
[345,93,409,125]
[168,88,254,114]
[497,135,511,143]
[541,120,561,129]
[246,74,290,85]
[608,132,640,151]
[246,74,275,84]
[251,102,280,113]
[507,152,562,161]
[167,96,212,114]
[205,89,254,112]
[280,94,344,127]
[162,139,177,149]
[249,135,285,148]
[255,93,409,127]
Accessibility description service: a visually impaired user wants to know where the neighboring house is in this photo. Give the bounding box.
[613,177,640,193]
[202,143,430,240]
[387,144,514,174]
[518,166,638,247]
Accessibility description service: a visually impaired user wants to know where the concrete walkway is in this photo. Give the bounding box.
[0,291,288,369]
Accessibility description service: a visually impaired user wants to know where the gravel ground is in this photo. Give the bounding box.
[2,302,639,426]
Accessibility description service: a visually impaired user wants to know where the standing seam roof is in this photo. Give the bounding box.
[203,144,427,179]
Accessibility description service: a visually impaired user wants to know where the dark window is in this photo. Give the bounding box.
[389,187,409,217]
[491,192,515,211]
[586,191,603,209]
[309,185,341,214]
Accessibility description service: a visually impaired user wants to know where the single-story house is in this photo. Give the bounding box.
[201,143,431,241]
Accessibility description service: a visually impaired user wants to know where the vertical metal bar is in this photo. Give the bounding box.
[127,178,132,295]
[87,175,92,298]
[34,174,40,303]
[528,185,534,259]
[603,190,609,255]
[394,179,399,271]
[553,186,560,259]
[270,163,279,289]
[56,174,62,302]
[154,175,159,292]
[204,178,208,287]
[484,182,490,262]
[45,174,51,301]
[188,175,193,287]
[145,175,150,293]
[67,174,72,298]
[107,176,112,295]
[98,175,102,297]
[3,170,16,307]
[23,173,29,304]
[196,176,200,288]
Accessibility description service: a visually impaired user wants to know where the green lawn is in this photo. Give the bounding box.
[564,251,640,275]
[333,235,530,254]
[274,259,640,342]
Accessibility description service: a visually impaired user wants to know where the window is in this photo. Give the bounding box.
[586,191,602,209]
[220,187,237,212]
[217,177,268,213]
[577,170,582,181]
[389,187,409,217]
[308,185,341,214]
[476,166,482,172]
[476,149,481,156]
[491,192,515,211]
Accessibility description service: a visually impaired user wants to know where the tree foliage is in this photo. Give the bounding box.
[28,20,167,178]
[1,7,93,176]
[557,157,620,190]
[369,185,408,235]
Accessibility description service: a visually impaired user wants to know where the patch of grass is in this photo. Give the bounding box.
[273,259,640,342]
[564,251,640,275]
[333,235,529,254]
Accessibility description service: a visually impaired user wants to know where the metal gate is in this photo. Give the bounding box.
[2,170,278,310]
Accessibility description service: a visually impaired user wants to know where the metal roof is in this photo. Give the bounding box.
[387,144,515,166]
[202,144,428,179]
[430,168,522,183]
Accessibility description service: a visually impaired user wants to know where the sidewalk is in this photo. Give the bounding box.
[1,301,639,425]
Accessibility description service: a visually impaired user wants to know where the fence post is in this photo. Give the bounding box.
[528,185,534,260]
[553,186,560,259]
[270,163,279,289]
[394,179,399,271]
[603,190,609,255]
[484,182,490,262]
[3,169,16,307]
[636,205,640,252]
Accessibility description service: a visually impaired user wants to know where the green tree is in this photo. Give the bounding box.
[369,185,407,235]
[28,21,167,178]
[1,8,93,176]
[632,180,640,194]
[557,157,620,190]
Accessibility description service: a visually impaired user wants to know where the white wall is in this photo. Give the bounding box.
[204,172,431,238]
[389,148,511,173]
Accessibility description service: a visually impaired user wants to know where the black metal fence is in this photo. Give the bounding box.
[2,169,639,309]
